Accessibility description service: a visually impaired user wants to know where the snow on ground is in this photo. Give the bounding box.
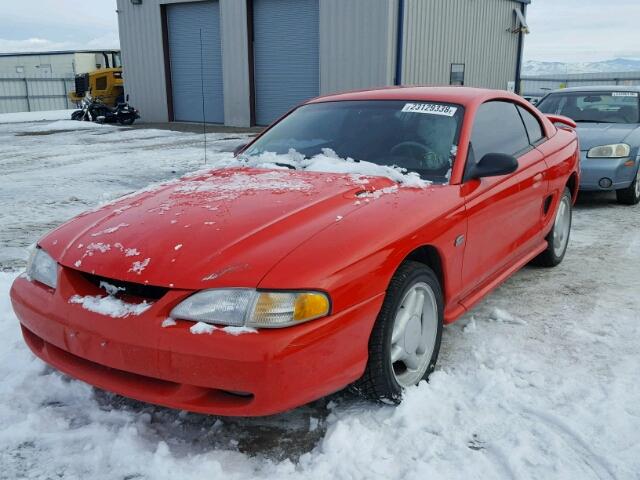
[0,109,76,124]
[1,120,639,479]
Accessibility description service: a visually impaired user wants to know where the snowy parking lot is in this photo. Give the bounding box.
[1,117,639,479]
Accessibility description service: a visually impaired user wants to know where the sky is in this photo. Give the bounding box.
[0,0,119,53]
[0,0,638,64]
[523,0,640,63]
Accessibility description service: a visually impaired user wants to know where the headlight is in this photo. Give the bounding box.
[587,143,631,158]
[170,289,330,328]
[26,247,58,289]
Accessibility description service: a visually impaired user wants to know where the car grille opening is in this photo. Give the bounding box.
[79,271,169,301]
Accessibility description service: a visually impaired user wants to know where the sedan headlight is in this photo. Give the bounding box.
[26,247,58,289]
[587,143,631,158]
[170,289,330,328]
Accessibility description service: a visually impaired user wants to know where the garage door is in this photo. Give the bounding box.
[252,0,319,125]
[166,1,224,123]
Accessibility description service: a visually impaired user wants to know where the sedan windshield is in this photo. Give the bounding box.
[537,91,640,124]
[244,100,464,183]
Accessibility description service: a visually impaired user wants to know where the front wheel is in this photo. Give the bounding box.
[532,187,572,267]
[354,261,443,403]
[616,169,640,205]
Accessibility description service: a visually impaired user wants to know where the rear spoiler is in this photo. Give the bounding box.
[545,114,577,129]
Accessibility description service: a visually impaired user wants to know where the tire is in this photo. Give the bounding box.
[616,168,640,205]
[70,110,83,121]
[533,187,572,267]
[117,116,136,126]
[354,261,443,403]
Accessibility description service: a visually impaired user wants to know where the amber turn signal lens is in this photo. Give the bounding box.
[293,293,330,322]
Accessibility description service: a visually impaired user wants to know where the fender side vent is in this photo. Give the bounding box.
[543,195,553,215]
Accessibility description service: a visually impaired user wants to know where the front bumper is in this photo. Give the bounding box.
[579,152,639,191]
[10,268,383,416]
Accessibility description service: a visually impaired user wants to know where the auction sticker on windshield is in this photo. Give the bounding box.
[401,103,458,116]
[612,92,639,97]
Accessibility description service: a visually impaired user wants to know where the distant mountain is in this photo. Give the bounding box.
[523,58,640,77]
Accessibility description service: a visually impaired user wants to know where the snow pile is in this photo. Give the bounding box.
[190,321,216,335]
[174,170,313,198]
[129,258,150,275]
[229,148,429,188]
[189,321,258,336]
[69,294,152,318]
[90,223,130,237]
[161,317,177,328]
[0,109,76,124]
[24,120,115,132]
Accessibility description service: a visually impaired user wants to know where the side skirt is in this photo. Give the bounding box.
[444,240,548,324]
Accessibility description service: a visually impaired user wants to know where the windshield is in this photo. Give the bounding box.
[537,91,640,124]
[244,100,464,183]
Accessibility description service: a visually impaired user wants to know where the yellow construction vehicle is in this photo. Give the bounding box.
[68,67,124,107]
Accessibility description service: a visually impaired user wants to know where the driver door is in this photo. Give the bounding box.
[459,100,548,302]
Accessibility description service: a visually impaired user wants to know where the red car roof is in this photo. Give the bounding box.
[307,86,522,107]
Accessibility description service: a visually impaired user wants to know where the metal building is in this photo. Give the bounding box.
[0,50,121,77]
[116,0,529,127]
[0,50,121,114]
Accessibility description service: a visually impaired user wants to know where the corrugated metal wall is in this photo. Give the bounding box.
[319,0,397,95]
[116,0,171,122]
[220,0,251,126]
[401,0,521,89]
[0,75,74,114]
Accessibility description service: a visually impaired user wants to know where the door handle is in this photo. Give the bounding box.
[533,173,543,183]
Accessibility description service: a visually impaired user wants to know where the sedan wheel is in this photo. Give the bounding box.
[354,261,443,403]
[616,168,640,205]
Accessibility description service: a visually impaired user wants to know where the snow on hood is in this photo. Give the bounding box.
[40,151,431,290]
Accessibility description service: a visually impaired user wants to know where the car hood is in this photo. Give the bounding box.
[576,123,640,151]
[39,167,398,290]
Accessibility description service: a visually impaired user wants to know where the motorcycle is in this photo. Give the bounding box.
[71,93,140,126]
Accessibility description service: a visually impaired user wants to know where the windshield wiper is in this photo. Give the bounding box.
[575,120,618,124]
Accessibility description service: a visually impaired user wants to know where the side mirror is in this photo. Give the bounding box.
[466,153,518,181]
[233,142,249,156]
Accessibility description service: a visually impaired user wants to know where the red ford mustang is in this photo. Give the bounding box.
[11,87,579,416]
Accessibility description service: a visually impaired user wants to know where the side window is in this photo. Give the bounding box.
[450,64,465,86]
[95,76,108,91]
[470,101,530,161]
[517,105,545,144]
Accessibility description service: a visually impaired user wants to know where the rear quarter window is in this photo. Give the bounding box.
[517,105,545,144]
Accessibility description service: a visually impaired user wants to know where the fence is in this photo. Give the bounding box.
[521,71,640,98]
[0,75,76,114]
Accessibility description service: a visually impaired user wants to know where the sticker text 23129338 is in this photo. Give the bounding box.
[401,103,458,116]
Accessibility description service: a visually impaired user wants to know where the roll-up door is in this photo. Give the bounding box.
[252,0,319,125]
[166,1,224,123]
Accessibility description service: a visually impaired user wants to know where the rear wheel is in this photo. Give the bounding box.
[616,169,640,205]
[533,187,572,267]
[354,261,443,403]
[117,116,136,126]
